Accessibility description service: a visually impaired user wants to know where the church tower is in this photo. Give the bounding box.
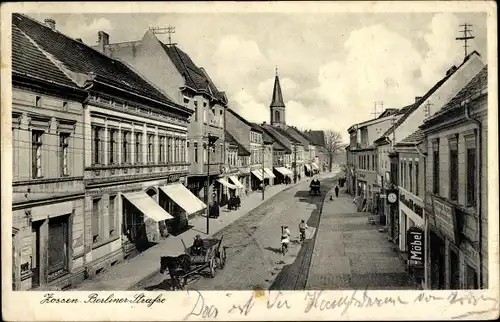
[270,67,286,128]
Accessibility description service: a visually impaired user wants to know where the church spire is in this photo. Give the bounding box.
[270,67,286,108]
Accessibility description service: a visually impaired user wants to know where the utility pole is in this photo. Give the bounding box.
[293,144,297,183]
[456,23,475,58]
[371,101,384,119]
[424,101,433,118]
[391,114,396,151]
[261,147,265,201]
[205,134,218,234]
[149,26,178,46]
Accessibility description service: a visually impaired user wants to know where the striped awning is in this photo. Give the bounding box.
[217,178,237,190]
[263,168,276,178]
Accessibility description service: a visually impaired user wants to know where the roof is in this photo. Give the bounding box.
[305,130,326,147]
[225,130,251,156]
[227,109,263,133]
[162,44,225,103]
[396,129,425,146]
[286,126,310,150]
[12,24,76,88]
[270,73,286,108]
[251,123,274,144]
[425,65,488,122]
[260,124,293,153]
[377,51,481,142]
[273,126,300,144]
[13,14,178,108]
[378,108,400,119]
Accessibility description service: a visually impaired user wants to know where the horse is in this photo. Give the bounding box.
[160,254,191,290]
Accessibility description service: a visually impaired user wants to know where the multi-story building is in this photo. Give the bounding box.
[346,108,401,203]
[421,66,488,290]
[375,51,485,244]
[94,29,227,205]
[226,109,273,191]
[252,123,276,185]
[260,124,293,183]
[11,16,88,290]
[305,130,329,171]
[224,131,251,196]
[12,14,202,290]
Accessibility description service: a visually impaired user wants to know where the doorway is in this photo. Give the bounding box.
[31,221,42,289]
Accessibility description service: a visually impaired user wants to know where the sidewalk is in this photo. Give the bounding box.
[74,177,310,291]
[306,189,414,290]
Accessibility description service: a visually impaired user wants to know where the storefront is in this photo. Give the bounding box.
[273,166,293,184]
[398,188,425,252]
[228,175,245,196]
[13,197,85,291]
[251,169,273,190]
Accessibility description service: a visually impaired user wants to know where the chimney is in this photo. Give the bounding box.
[44,18,56,30]
[415,96,422,103]
[97,31,110,53]
[446,65,457,76]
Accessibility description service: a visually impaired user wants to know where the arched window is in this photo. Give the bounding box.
[274,110,280,123]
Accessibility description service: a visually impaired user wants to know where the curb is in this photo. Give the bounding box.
[127,176,317,290]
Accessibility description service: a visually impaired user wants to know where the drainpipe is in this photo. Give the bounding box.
[81,89,93,279]
[464,98,483,289]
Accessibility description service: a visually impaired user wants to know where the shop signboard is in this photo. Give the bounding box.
[407,226,425,267]
[431,195,458,244]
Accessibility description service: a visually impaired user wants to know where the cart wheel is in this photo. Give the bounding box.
[209,258,216,278]
[220,247,227,269]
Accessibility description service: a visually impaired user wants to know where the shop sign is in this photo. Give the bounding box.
[432,196,458,244]
[407,227,425,266]
[167,173,181,183]
[400,191,424,218]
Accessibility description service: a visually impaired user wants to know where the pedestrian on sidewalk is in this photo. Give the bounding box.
[334,184,339,198]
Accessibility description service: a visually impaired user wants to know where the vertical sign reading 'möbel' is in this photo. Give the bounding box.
[407,226,425,267]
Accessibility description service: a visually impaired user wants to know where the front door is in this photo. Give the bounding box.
[31,221,42,289]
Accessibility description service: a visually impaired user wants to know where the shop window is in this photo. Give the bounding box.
[449,249,460,289]
[59,133,70,176]
[32,130,43,178]
[465,264,478,289]
[466,148,477,206]
[47,216,69,281]
[109,195,116,237]
[92,198,101,243]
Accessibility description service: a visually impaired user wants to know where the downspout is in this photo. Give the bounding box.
[464,98,483,289]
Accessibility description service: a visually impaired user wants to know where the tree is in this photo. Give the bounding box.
[324,130,344,172]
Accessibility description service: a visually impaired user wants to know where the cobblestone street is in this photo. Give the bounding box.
[131,172,340,291]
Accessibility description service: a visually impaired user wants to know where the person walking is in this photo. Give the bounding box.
[334,184,339,198]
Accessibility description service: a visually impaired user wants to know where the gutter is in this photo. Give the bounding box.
[463,97,484,289]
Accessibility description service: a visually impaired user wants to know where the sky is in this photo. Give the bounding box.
[30,11,488,142]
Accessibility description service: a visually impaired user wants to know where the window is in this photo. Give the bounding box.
[47,216,68,279]
[194,142,198,163]
[109,195,116,236]
[59,133,69,176]
[186,141,189,163]
[135,133,142,164]
[433,140,440,194]
[174,138,178,163]
[220,110,223,127]
[204,144,207,163]
[466,148,477,206]
[194,101,198,121]
[92,199,101,243]
[415,162,419,196]
[203,104,207,122]
[220,144,223,163]
[92,126,103,165]
[122,131,129,163]
[35,96,41,107]
[109,129,117,164]
[449,137,458,201]
[465,264,478,289]
[274,110,280,123]
[159,136,165,163]
[183,97,190,106]
[32,130,43,178]
[450,249,460,289]
[409,162,413,193]
[62,101,68,110]
[147,134,154,163]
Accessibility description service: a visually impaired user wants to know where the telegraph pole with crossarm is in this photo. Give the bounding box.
[456,23,475,58]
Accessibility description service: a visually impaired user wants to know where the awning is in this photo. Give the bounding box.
[160,183,207,215]
[123,191,174,221]
[275,167,293,177]
[304,164,311,171]
[251,170,264,181]
[312,162,319,170]
[217,178,237,190]
[263,168,276,178]
[229,175,244,188]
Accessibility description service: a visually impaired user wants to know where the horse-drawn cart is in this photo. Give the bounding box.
[182,236,227,278]
[161,235,227,290]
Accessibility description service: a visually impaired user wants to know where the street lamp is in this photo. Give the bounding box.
[261,147,265,201]
[204,133,219,234]
[293,144,297,183]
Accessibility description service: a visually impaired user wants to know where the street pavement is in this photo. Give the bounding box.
[131,171,342,291]
[305,188,415,290]
[74,172,333,291]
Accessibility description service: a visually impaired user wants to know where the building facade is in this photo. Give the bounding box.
[95,29,227,205]
[421,66,488,290]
